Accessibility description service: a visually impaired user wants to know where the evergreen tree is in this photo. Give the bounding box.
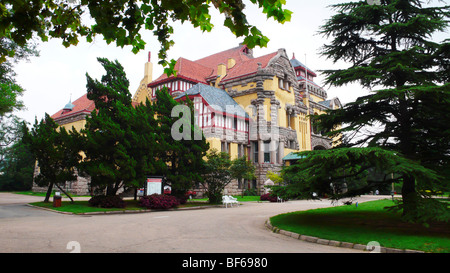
[280,0,450,223]
[24,114,81,202]
[125,99,161,195]
[0,121,34,191]
[153,88,209,199]
[80,58,159,196]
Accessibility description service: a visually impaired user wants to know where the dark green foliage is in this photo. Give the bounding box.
[80,58,158,196]
[276,147,450,223]
[201,150,255,204]
[153,88,209,199]
[230,155,256,183]
[285,0,450,223]
[79,59,209,198]
[23,114,81,202]
[278,148,439,197]
[0,39,38,115]
[0,121,34,191]
[0,0,292,74]
[201,149,232,204]
[88,195,126,208]
[125,99,160,191]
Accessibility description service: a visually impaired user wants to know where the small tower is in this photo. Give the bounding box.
[132,52,154,103]
[61,96,75,114]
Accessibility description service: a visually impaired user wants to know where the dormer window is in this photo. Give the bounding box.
[278,76,290,91]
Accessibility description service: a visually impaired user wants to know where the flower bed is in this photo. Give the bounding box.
[139,194,180,209]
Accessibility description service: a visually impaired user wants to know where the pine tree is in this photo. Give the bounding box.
[80,58,155,196]
[0,121,35,191]
[153,88,210,199]
[126,99,161,195]
[281,0,450,223]
[24,114,81,202]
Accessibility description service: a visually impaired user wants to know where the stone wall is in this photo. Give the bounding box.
[32,166,91,196]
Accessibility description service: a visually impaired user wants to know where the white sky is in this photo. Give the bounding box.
[12,0,448,125]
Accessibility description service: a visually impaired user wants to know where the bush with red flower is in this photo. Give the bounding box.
[139,194,180,209]
[260,193,279,202]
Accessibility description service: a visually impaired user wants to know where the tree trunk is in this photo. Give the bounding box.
[55,183,74,203]
[401,174,418,220]
[397,86,418,221]
[44,181,54,203]
[106,183,116,196]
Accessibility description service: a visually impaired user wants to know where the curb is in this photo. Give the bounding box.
[264,219,425,253]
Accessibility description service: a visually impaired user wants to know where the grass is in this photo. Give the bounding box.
[28,195,261,214]
[30,199,148,214]
[270,199,450,253]
[30,198,217,214]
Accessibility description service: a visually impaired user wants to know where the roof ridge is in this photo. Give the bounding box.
[194,45,243,62]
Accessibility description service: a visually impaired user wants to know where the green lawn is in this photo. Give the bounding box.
[30,200,143,214]
[29,198,221,214]
[270,199,450,253]
[28,195,260,214]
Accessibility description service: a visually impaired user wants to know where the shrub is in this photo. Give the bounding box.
[139,194,180,209]
[177,195,188,205]
[88,195,126,208]
[260,193,278,202]
[243,189,258,196]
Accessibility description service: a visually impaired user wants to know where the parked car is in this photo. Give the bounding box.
[163,186,172,195]
[186,190,196,199]
[163,186,196,199]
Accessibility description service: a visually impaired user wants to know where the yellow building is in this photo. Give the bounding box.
[34,44,341,196]
[134,44,341,195]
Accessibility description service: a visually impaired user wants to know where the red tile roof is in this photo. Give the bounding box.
[152,57,213,84]
[150,44,278,86]
[52,94,141,121]
[194,44,254,75]
[221,51,278,82]
[52,94,95,121]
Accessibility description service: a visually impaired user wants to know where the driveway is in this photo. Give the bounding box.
[0,193,385,253]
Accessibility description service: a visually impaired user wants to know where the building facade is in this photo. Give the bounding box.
[133,44,341,195]
[33,44,341,196]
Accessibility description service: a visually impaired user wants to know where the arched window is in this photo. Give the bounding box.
[312,113,321,135]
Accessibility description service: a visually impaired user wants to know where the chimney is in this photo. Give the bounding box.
[217,63,226,77]
[144,51,153,83]
[227,58,236,69]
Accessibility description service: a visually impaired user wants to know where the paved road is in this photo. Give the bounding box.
[0,193,386,253]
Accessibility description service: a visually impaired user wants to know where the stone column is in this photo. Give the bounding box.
[270,140,277,164]
[278,140,284,164]
[258,139,264,164]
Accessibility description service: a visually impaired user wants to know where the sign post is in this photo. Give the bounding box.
[145,176,163,196]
